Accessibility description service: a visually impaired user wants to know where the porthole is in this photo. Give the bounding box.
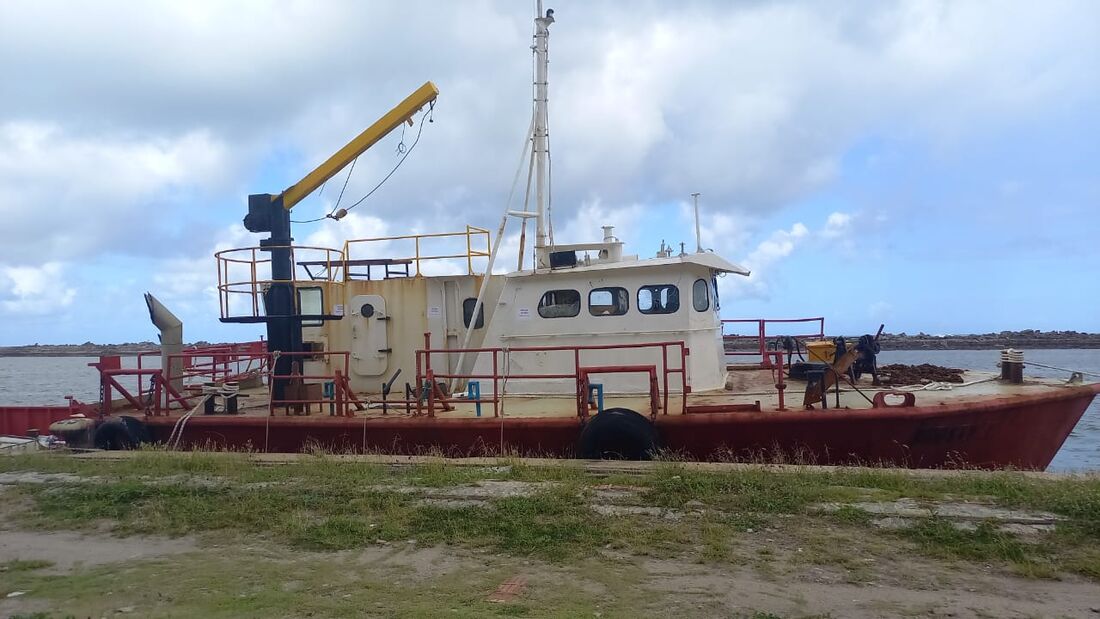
[360,303,375,318]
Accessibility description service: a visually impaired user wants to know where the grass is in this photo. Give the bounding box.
[0,545,627,618]
[1,559,54,572]
[2,451,1100,578]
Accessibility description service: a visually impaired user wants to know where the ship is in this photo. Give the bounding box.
[2,5,1097,469]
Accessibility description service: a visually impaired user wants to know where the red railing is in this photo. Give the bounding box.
[267,351,362,417]
[92,346,367,418]
[92,357,193,417]
[96,341,270,416]
[143,341,268,385]
[413,333,690,418]
[722,317,825,368]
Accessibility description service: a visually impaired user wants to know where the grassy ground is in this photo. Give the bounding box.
[1,451,1099,617]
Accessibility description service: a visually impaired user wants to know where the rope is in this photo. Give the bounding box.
[895,376,998,392]
[291,102,434,224]
[1019,360,1100,378]
[342,101,433,215]
[167,394,212,449]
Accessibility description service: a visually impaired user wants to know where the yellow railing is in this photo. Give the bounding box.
[212,226,491,320]
[215,245,345,320]
[342,225,491,277]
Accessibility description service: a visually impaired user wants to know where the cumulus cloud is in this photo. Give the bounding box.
[5,0,1096,249]
[0,121,236,262]
[721,215,855,301]
[821,212,853,239]
[0,262,77,315]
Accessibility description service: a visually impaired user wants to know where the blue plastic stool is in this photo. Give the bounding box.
[467,381,482,417]
[323,381,336,415]
[587,383,604,414]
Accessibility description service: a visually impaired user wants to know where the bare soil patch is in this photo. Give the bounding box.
[0,529,197,573]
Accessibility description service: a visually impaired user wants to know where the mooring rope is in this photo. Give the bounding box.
[167,394,211,449]
[895,376,999,392]
[1020,361,1100,378]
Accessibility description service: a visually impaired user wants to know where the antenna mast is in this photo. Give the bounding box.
[692,192,703,253]
[533,1,554,267]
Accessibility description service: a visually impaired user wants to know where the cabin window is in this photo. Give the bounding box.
[462,298,485,329]
[538,289,581,318]
[297,286,323,327]
[637,284,679,315]
[711,275,721,311]
[692,279,709,312]
[588,287,629,316]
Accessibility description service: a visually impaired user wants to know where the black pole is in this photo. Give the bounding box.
[244,194,302,401]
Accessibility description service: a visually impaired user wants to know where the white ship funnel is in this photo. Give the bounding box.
[144,293,183,392]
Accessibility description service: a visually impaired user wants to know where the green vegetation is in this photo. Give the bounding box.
[1,451,1098,617]
[1,559,54,573]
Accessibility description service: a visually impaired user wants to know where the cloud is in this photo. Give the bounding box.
[0,262,77,315]
[0,121,236,263]
[1,1,1098,341]
[721,214,856,301]
[725,221,810,300]
[5,0,1094,244]
[821,212,853,239]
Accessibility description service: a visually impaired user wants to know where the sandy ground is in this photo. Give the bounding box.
[2,457,1099,618]
[1,527,1099,618]
[2,486,1099,618]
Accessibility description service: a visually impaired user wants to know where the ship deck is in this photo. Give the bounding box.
[145,367,1089,422]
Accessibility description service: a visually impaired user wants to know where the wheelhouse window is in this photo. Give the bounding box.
[692,278,709,312]
[538,289,581,318]
[297,286,323,327]
[462,298,485,329]
[711,275,721,311]
[588,287,629,316]
[637,284,679,315]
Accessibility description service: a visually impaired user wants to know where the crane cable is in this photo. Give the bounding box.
[291,100,435,224]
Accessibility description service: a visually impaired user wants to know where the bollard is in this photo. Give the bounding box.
[1000,349,1024,384]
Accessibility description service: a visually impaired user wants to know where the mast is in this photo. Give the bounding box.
[533,2,554,267]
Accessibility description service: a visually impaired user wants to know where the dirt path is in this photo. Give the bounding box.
[2,530,1098,618]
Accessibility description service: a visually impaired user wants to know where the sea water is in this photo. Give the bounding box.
[1,350,1097,470]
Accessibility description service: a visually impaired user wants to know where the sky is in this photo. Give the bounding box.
[0,0,1097,345]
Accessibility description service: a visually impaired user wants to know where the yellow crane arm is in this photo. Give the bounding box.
[279,80,439,211]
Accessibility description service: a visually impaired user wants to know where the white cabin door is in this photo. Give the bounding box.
[350,294,389,377]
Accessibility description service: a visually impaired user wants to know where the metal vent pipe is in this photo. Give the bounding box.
[144,293,184,392]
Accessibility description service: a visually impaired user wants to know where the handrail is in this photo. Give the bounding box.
[414,333,690,418]
[265,351,357,417]
[722,317,826,368]
[95,348,360,418]
[215,245,346,320]
[342,225,491,277]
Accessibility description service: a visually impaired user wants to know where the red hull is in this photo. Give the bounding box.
[139,385,1099,470]
[0,405,88,437]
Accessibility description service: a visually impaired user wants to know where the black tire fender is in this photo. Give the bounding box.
[577,407,660,460]
[94,419,137,450]
[118,415,150,445]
